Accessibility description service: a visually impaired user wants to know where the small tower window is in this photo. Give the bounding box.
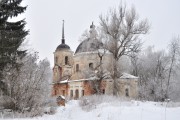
[89,63,93,70]
[65,56,68,65]
[76,64,79,72]
[125,88,129,97]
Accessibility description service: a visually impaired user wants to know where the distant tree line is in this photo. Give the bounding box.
[130,38,180,101]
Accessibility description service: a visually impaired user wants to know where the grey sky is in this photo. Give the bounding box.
[21,0,180,66]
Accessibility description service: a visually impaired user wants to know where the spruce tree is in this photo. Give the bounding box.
[0,0,28,95]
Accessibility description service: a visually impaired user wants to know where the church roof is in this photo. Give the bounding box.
[75,22,103,54]
[56,43,70,51]
[75,38,103,54]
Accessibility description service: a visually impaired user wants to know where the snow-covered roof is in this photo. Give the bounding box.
[59,95,65,99]
[58,76,103,84]
[119,73,138,79]
[59,79,89,83]
[52,73,137,84]
[60,80,68,83]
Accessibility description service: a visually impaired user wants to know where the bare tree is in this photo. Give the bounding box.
[130,52,140,76]
[78,29,90,42]
[99,4,150,95]
[77,22,112,94]
[90,49,111,94]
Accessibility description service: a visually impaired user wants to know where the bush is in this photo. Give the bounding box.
[79,95,129,111]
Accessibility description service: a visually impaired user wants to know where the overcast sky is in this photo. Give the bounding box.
[19,0,180,67]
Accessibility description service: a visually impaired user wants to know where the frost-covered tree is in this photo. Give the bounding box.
[1,52,53,114]
[89,49,112,95]
[99,4,150,95]
[136,47,168,101]
[133,37,180,101]
[166,37,180,98]
[0,0,28,95]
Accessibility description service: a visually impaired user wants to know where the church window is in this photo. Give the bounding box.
[76,64,79,72]
[65,56,68,65]
[82,90,84,96]
[62,90,65,96]
[89,63,93,70]
[54,90,57,95]
[125,88,129,97]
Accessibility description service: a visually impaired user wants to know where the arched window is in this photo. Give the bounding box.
[76,64,79,72]
[125,88,129,97]
[89,63,93,69]
[65,56,68,65]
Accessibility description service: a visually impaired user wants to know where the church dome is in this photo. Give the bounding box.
[56,43,70,51]
[75,38,103,54]
[75,22,103,54]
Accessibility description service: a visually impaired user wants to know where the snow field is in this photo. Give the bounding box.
[1,99,180,120]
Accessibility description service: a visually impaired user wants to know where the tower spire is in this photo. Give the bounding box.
[62,20,65,44]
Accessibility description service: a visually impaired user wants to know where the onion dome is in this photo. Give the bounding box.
[75,38,103,54]
[75,22,103,54]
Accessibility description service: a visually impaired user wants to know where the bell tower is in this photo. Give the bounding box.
[53,20,73,83]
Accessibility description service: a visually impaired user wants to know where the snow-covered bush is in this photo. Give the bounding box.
[44,97,58,115]
[79,95,130,111]
[49,106,57,115]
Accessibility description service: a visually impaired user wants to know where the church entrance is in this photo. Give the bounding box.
[75,89,79,99]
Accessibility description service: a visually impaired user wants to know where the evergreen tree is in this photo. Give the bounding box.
[0,0,28,95]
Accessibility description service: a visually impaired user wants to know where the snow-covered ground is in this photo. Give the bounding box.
[1,100,180,120]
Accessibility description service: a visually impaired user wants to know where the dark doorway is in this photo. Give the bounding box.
[75,89,79,99]
[125,88,129,97]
